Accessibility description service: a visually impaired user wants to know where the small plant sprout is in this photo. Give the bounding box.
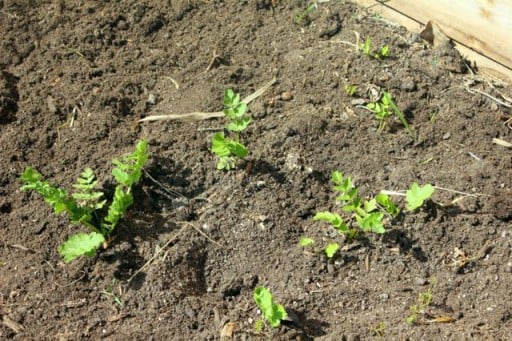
[406,288,433,325]
[366,91,415,139]
[211,89,251,170]
[253,286,288,329]
[20,140,149,262]
[406,183,435,211]
[371,321,386,337]
[344,84,357,97]
[294,1,317,25]
[306,171,399,255]
[358,37,390,59]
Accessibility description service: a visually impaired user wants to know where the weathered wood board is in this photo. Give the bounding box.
[353,0,512,82]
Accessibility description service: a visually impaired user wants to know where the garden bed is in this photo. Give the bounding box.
[1,1,511,339]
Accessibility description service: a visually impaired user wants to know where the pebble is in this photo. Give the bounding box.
[147,93,156,105]
[281,91,293,101]
[443,132,451,140]
[505,262,512,273]
[414,277,428,286]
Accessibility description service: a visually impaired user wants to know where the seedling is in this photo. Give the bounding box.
[371,321,386,337]
[406,288,433,325]
[406,183,435,211]
[366,91,415,139]
[20,140,149,262]
[358,38,390,60]
[294,1,317,25]
[304,171,399,257]
[344,84,357,97]
[211,89,250,170]
[253,286,288,329]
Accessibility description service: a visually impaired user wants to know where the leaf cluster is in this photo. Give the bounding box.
[253,286,288,328]
[358,38,390,60]
[20,140,149,262]
[366,91,415,139]
[211,89,251,170]
[305,171,399,258]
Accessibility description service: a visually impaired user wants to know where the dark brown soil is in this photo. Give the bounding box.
[1,1,512,340]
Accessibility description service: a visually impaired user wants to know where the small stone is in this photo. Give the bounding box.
[147,93,156,105]
[443,132,451,140]
[400,77,416,92]
[281,91,293,101]
[379,293,389,301]
[505,262,512,273]
[351,98,365,106]
[414,277,428,286]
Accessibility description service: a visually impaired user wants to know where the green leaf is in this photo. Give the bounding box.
[356,212,385,233]
[103,186,133,231]
[253,286,288,328]
[72,168,105,209]
[111,140,149,188]
[227,140,248,158]
[216,156,236,170]
[58,232,105,263]
[299,237,315,247]
[364,198,378,213]
[313,211,349,234]
[376,193,399,217]
[406,183,434,211]
[331,171,343,185]
[324,242,339,258]
[20,167,90,223]
[227,116,252,132]
[211,133,231,157]
[223,89,239,107]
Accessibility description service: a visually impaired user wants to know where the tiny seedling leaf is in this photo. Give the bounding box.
[253,287,288,328]
[58,232,105,263]
[356,212,385,234]
[406,183,434,211]
[376,193,400,217]
[324,242,339,258]
[211,133,231,157]
[299,237,315,247]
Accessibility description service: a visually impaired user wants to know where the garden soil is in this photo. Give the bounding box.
[1,1,512,340]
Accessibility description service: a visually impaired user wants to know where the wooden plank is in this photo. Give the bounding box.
[352,0,512,82]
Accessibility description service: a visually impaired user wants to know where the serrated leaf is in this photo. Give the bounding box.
[324,242,339,258]
[364,198,378,212]
[211,133,231,157]
[227,140,248,158]
[356,212,385,233]
[299,237,315,247]
[104,186,133,230]
[111,140,149,187]
[227,116,252,132]
[216,156,235,170]
[406,183,434,211]
[253,287,287,328]
[58,232,105,263]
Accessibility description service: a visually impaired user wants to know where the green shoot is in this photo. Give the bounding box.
[299,237,315,247]
[309,171,399,255]
[324,242,339,258]
[211,89,251,170]
[406,288,434,325]
[294,2,317,25]
[371,321,386,337]
[366,91,415,139]
[253,286,288,328]
[20,140,150,262]
[358,38,390,59]
[344,84,357,97]
[406,183,435,211]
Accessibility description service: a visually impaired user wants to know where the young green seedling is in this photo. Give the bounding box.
[294,1,317,25]
[406,288,433,325]
[303,171,399,256]
[344,84,357,97]
[406,183,435,211]
[358,38,390,59]
[253,286,288,328]
[211,89,250,170]
[366,91,415,139]
[20,140,149,262]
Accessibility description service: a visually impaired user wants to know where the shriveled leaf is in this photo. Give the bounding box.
[58,232,105,263]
